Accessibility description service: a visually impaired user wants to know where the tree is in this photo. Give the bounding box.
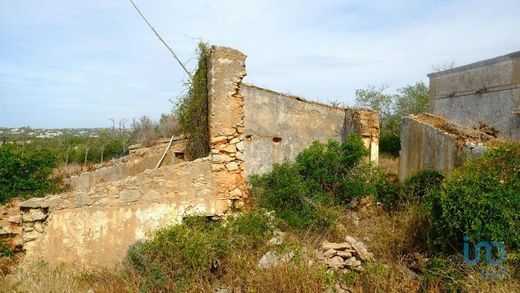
[355,81,430,136]
[158,114,179,138]
[132,116,159,147]
[355,84,398,135]
[394,82,429,119]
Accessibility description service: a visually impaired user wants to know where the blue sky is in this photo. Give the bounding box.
[1,0,519,128]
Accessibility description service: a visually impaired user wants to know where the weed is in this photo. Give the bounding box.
[125,211,274,291]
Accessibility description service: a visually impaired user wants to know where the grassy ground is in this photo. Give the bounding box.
[378,154,399,175]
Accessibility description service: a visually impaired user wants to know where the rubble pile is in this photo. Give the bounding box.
[316,236,373,273]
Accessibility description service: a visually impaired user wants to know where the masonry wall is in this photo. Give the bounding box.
[241,84,379,176]
[17,46,247,267]
[428,52,520,140]
[70,138,186,191]
[20,158,233,266]
[399,114,490,181]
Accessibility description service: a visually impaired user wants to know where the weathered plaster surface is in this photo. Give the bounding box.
[241,84,379,176]
[207,46,248,207]
[428,52,520,140]
[71,138,186,191]
[399,113,491,181]
[16,45,381,267]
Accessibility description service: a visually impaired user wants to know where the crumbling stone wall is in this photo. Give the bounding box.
[0,199,23,254]
[399,113,493,181]
[70,137,186,191]
[241,84,379,176]
[400,52,519,180]
[19,158,232,266]
[207,46,248,208]
[428,51,520,140]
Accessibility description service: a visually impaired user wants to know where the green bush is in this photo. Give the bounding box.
[0,144,59,203]
[402,170,444,202]
[429,142,520,252]
[374,173,402,210]
[250,162,337,231]
[251,136,375,228]
[379,134,401,157]
[125,211,274,291]
[341,162,384,204]
[296,135,368,196]
[296,137,367,184]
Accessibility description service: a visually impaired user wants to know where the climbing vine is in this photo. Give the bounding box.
[175,42,210,159]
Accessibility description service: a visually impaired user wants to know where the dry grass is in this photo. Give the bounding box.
[0,261,129,293]
[379,154,399,175]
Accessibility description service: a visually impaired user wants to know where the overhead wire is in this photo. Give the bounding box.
[128,0,192,79]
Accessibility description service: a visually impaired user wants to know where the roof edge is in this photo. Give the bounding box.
[427,51,520,78]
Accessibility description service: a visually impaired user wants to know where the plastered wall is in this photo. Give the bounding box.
[428,51,520,140]
[241,84,379,177]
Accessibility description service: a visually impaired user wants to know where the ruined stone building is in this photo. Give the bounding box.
[7,46,379,267]
[399,51,520,180]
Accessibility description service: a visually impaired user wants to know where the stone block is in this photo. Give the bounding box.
[119,190,140,203]
[22,209,47,222]
[225,162,238,171]
[74,192,92,207]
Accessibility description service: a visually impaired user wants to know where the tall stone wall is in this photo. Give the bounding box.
[207,46,248,208]
[241,84,379,176]
[428,51,520,140]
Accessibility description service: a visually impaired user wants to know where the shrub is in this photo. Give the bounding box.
[295,135,368,196]
[429,142,520,252]
[125,211,274,291]
[379,134,401,157]
[402,170,444,202]
[250,162,337,231]
[0,144,59,203]
[375,173,402,210]
[251,135,375,228]
[341,162,384,204]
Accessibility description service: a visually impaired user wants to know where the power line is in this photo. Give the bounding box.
[128,0,192,79]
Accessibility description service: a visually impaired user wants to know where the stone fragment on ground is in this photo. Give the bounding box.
[257,250,295,269]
